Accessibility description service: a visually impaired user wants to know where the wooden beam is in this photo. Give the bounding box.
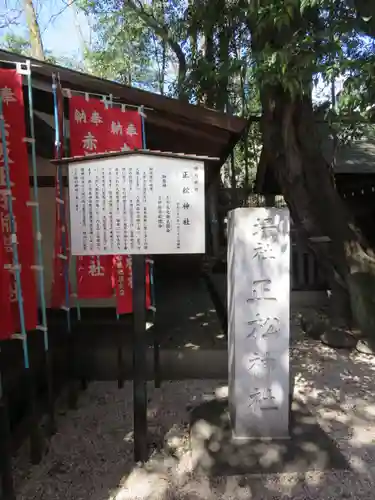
[29,176,65,188]
[30,88,232,161]
[50,149,219,166]
[146,111,229,145]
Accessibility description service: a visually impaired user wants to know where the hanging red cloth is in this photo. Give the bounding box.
[0,229,13,340]
[0,69,37,331]
[68,95,151,311]
[51,80,72,308]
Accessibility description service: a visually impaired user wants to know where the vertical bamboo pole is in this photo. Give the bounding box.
[52,75,75,408]
[26,60,56,437]
[0,92,42,464]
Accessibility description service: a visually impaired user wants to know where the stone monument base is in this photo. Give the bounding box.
[190,398,349,476]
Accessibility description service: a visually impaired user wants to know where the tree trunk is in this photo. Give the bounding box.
[217,0,229,112]
[260,84,375,337]
[204,23,215,108]
[23,0,45,60]
[68,0,88,55]
[161,39,166,95]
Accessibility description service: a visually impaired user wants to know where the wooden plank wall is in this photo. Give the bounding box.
[291,237,327,291]
[221,190,328,291]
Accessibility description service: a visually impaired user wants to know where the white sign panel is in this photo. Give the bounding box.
[68,153,205,255]
[227,207,290,439]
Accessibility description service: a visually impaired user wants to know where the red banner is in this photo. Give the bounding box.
[106,104,151,314]
[51,81,71,308]
[69,95,150,309]
[0,230,13,340]
[0,69,38,331]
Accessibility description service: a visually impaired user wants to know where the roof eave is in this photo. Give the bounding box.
[0,49,247,136]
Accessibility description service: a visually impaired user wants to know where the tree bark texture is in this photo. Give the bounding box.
[260,84,375,336]
[23,0,45,60]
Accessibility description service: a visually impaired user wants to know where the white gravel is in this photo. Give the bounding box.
[12,323,375,500]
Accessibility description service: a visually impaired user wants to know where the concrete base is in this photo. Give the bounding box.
[190,398,349,476]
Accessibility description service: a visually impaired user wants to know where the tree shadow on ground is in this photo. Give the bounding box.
[11,299,375,500]
[152,276,227,351]
[111,328,375,500]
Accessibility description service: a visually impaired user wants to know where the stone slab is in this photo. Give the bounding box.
[207,272,328,312]
[227,207,290,439]
[190,398,350,476]
[356,339,375,356]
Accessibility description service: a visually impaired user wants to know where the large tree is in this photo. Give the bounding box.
[23,0,44,59]
[122,0,375,338]
[243,0,375,338]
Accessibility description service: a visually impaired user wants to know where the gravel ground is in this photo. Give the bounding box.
[12,319,375,500]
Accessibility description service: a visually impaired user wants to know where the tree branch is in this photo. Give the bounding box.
[353,0,375,38]
[44,0,79,28]
[0,2,23,30]
[124,0,187,98]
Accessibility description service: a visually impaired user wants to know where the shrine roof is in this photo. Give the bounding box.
[50,149,219,165]
[323,136,375,175]
[255,129,375,195]
[0,49,247,180]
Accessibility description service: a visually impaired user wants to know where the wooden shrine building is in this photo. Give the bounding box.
[0,48,247,289]
[0,49,247,450]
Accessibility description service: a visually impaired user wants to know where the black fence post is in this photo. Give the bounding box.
[45,348,56,436]
[117,341,124,389]
[153,326,161,389]
[0,393,15,500]
[27,366,43,465]
[132,255,148,463]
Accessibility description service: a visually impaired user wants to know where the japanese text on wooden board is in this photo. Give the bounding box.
[68,154,206,256]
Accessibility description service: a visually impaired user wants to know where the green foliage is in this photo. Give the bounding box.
[79,3,155,90]
[72,0,375,183]
[3,0,375,187]
[1,32,57,64]
[1,33,31,55]
[77,0,187,94]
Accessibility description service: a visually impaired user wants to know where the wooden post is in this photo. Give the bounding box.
[265,194,276,207]
[0,352,15,500]
[117,340,124,389]
[0,398,14,500]
[132,255,148,463]
[208,172,220,258]
[67,331,78,410]
[25,336,43,465]
[27,366,43,464]
[45,349,56,435]
[153,325,161,389]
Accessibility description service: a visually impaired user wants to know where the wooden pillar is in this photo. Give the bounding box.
[265,194,276,207]
[207,170,220,258]
[132,255,148,463]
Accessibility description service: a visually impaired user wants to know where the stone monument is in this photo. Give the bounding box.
[227,207,290,439]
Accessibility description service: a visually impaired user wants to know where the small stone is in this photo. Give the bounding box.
[300,314,326,340]
[320,329,357,349]
[356,339,375,356]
